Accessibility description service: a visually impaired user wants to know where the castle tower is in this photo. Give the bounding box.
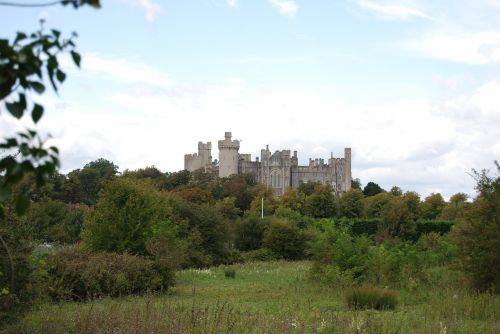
[218,132,240,178]
[344,148,352,191]
[198,141,212,167]
[184,141,212,172]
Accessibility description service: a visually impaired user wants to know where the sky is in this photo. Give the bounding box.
[1,0,500,199]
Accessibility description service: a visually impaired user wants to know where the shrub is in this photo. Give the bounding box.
[46,247,174,301]
[241,248,278,262]
[262,218,306,260]
[456,163,500,292]
[415,220,454,239]
[234,215,269,251]
[345,286,398,310]
[83,178,172,255]
[224,268,236,279]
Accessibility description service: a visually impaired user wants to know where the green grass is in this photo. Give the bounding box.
[9,261,500,333]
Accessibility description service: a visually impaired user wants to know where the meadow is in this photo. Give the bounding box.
[11,261,499,334]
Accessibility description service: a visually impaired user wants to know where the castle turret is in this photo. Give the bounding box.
[218,132,240,178]
[344,148,352,191]
[184,141,212,172]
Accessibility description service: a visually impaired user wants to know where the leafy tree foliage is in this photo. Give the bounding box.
[164,170,192,191]
[167,197,231,266]
[62,158,118,205]
[297,181,321,196]
[279,188,305,212]
[220,174,255,211]
[389,186,403,196]
[235,215,269,251]
[0,1,100,217]
[171,187,213,204]
[302,185,337,218]
[402,191,421,222]
[25,200,89,244]
[123,166,168,190]
[363,182,384,197]
[456,162,500,292]
[364,192,393,218]
[83,178,172,254]
[351,178,362,190]
[262,218,305,260]
[421,193,446,220]
[439,192,470,221]
[338,189,364,218]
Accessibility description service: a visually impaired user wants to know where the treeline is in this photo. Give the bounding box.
[1,158,498,323]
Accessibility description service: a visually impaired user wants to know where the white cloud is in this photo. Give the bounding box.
[77,53,172,88]
[267,0,298,18]
[29,53,500,199]
[357,0,432,21]
[226,0,238,8]
[406,30,500,64]
[121,0,160,22]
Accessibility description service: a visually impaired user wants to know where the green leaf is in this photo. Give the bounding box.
[32,104,44,123]
[56,69,66,83]
[14,194,30,215]
[0,186,11,201]
[48,56,58,71]
[51,29,61,38]
[14,32,27,44]
[6,94,26,118]
[71,51,81,67]
[29,81,45,94]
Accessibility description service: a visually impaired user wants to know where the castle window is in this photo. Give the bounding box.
[270,169,281,188]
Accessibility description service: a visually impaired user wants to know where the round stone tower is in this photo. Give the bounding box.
[218,132,240,178]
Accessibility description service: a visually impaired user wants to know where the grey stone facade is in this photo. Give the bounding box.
[184,132,352,196]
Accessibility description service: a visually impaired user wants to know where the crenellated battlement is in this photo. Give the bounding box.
[184,132,352,195]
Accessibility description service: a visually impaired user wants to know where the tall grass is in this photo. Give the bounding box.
[345,286,398,310]
[8,261,500,334]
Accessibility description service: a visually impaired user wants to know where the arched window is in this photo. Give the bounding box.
[270,169,281,188]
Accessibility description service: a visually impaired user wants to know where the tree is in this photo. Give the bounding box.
[363,182,384,197]
[62,158,118,205]
[235,214,269,251]
[83,177,172,254]
[389,186,403,196]
[25,200,88,244]
[302,185,338,218]
[1,0,101,323]
[338,189,364,218]
[440,192,470,221]
[279,188,305,212]
[220,174,254,211]
[262,218,305,260]
[164,170,191,190]
[123,166,168,190]
[381,196,416,239]
[0,0,101,217]
[351,178,362,190]
[421,193,445,220]
[364,192,393,218]
[456,162,500,292]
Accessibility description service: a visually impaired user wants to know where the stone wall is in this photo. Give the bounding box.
[184,132,352,195]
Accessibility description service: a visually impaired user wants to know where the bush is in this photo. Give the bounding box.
[83,178,172,255]
[224,268,236,279]
[345,286,398,310]
[241,248,278,262]
[262,218,306,260]
[415,220,454,239]
[234,215,269,251]
[456,163,500,292]
[46,247,174,301]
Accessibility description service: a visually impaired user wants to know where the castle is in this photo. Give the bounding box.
[184,132,352,196]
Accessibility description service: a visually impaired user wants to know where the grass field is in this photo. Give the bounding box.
[10,261,500,333]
